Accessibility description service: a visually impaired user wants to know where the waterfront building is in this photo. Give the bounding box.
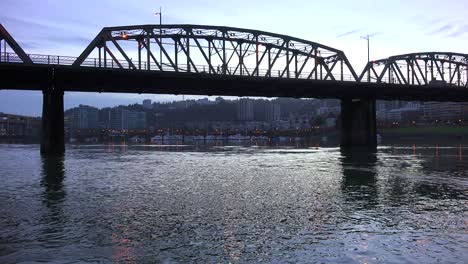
[0,112,41,137]
[237,99,254,121]
[143,99,153,109]
[127,111,147,130]
[71,105,99,130]
[110,108,147,131]
[196,98,216,105]
[377,103,421,123]
[423,102,468,122]
[265,103,281,121]
[288,114,312,129]
[317,106,340,116]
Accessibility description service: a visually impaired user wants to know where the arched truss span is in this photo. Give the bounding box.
[73,24,358,81]
[359,52,468,87]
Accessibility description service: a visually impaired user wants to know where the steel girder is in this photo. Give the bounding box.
[72,24,358,81]
[0,24,32,64]
[359,52,468,87]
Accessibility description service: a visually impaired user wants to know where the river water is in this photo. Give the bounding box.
[0,143,467,263]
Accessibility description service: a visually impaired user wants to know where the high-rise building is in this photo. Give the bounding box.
[98,108,111,129]
[110,108,147,131]
[127,111,147,129]
[423,102,468,122]
[143,99,152,109]
[110,108,128,131]
[237,99,254,121]
[196,98,216,105]
[71,105,99,130]
[265,103,281,121]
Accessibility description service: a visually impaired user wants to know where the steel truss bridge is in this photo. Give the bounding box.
[0,23,467,153]
[0,23,467,101]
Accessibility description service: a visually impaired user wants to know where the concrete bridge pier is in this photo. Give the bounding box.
[340,98,377,148]
[40,83,65,155]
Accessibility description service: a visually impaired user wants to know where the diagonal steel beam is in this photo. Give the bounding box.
[393,62,408,84]
[208,39,224,63]
[389,64,401,84]
[297,49,315,77]
[450,64,460,84]
[265,42,286,77]
[226,40,240,67]
[433,58,445,81]
[358,63,372,81]
[321,60,335,81]
[323,59,339,80]
[281,52,295,77]
[175,38,198,73]
[306,62,319,79]
[391,63,404,84]
[339,52,358,81]
[240,42,253,76]
[191,34,216,74]
[377,62,391,83]
[0,24,33,64]
[109,37,136,69]
[104,46,122,68]
[232,62,241,75]
[370,65,379,81]
[252,46,269,76]
[413,59,427,84]
[73,28,106,66]
[150,32,177,70]
[140,40,162,70]
[409,60,421,85]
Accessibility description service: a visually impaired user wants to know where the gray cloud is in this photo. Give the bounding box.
[427,23,455,36]
[1,15,96,53]
[368,32,383,38]
[337,29,361,38]
[447,24,468,37]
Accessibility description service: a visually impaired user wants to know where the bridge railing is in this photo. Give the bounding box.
[0,52,24,63]
[2,52,466,86]
[0,51,357,82]
[0,52,77,66]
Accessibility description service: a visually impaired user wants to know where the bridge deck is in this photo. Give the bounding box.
[1,63,467,102]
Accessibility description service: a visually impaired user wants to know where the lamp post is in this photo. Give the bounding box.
[360,34,371,82]
[154,7,163,67]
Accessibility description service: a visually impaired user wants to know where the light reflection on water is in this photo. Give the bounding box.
[0,143,467,263]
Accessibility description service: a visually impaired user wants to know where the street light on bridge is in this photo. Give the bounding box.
[360,34,371,82]
[360,33,379,82]
[154,6,163,66]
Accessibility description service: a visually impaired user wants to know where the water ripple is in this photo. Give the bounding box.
[0,144,467,263]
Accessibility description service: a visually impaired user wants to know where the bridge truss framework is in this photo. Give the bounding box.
[72,24,359,81]
[1,23,468,153]
[359,52,468,87]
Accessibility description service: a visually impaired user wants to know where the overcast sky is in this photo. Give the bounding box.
[1,0,467,116]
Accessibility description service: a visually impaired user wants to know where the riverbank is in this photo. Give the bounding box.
[379,125,468,142]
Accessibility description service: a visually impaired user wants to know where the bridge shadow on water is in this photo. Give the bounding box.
[339,144,468,211]
[37,155,69,248]
[340,147,378,208]
[40,155,66,207]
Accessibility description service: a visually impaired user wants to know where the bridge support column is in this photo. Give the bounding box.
[340,98,376,148]
[40,85,64,155]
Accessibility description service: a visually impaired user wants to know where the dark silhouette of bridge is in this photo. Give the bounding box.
[0,24,467,154]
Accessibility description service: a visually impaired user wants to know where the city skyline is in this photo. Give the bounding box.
[1,0,467,115]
